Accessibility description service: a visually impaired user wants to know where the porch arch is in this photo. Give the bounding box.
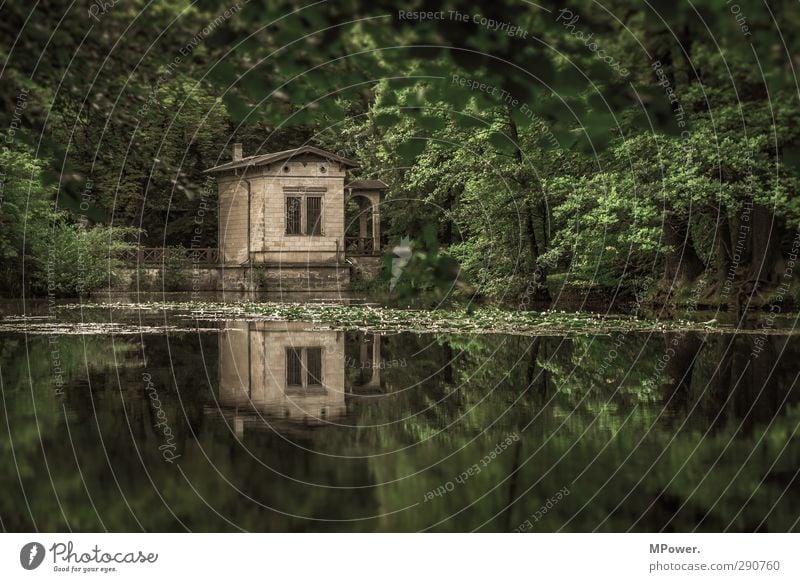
[345,180,387,255]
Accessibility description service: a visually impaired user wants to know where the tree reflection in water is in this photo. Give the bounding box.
[1,325,798,532]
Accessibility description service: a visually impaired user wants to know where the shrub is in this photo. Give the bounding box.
[30,223,136,296]
[159,246,191,291]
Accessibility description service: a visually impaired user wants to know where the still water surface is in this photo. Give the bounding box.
[1,305,799,531]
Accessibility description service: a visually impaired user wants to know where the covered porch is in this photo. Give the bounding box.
[345,180,388,256]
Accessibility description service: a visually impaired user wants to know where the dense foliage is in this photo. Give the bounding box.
[1,0,799,304]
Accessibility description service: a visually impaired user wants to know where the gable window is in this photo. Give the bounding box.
[284,187,326,235]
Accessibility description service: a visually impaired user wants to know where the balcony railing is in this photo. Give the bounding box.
[120,247,219,265]
[120,241,382,264]
[345,237,378,255]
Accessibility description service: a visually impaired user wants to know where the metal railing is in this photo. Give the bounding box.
[121,241,382,264]
[345,237,377,255]
[120,247,219,265]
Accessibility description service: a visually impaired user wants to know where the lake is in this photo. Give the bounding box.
[1,301,798,532]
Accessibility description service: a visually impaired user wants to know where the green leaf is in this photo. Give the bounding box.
[397,138,427,164]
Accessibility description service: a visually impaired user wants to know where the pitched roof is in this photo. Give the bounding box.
[345,179,389,190]
[204,145,358,174]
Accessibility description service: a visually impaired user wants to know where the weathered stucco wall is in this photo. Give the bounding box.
[217,157,347,266]
[257,158,346,264]
[218,180,249,265]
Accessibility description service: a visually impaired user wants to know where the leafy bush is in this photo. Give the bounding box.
[385,225,466,307]
[159,246,191,291]
[0,144,55,294]
[30,224,135,296]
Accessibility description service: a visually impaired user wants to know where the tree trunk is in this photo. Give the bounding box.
[525,203,539,265]
[662,212,705,287]
[506,102,549,298]
[748,204,785,288]
[714,211,733,284]
[525,337,541,392]
[738,334,778,434]
[442,342,453,385]
[442,189,457,245]
[662,332,703,416]
[539,199,549,253]
[708,335,734,433]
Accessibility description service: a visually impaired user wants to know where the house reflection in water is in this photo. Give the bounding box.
[216,321,383,437]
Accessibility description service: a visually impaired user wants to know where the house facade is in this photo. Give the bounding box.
[204,145,386,277]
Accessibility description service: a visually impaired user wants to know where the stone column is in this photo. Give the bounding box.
[371,193,380,252]
[359,200,369,239]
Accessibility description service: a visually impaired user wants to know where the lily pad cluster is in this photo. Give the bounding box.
[53,301,797,337]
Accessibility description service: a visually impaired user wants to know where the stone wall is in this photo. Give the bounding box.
[253,263,350,292]
[348,256,383,282]
[111,264,350,293]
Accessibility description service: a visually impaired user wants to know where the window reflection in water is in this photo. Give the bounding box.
[217,322,382,436]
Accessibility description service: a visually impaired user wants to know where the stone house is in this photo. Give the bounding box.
[204,145,386,290]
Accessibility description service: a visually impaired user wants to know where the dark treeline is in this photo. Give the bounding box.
[1,0,799,306]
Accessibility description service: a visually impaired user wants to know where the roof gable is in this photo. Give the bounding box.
[204,145,358,174]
